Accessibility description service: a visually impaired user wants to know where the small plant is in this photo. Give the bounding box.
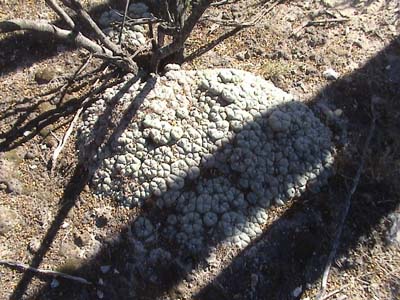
[259,60,293,80]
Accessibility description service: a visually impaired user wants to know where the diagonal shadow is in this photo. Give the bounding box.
[0,68,118,152]
[8,73,154,300]
[195,35,400,299]
[14,35,399,300]
[184,26,244,63]
[16,96,334,300]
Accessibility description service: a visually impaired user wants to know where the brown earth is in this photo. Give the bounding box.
[0,1,399,300]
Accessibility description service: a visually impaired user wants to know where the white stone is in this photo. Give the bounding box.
[323,68,340,80]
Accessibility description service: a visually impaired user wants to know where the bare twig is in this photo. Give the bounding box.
[184,26,242,62]
[131,44,149,59]
[66,0,123,55]
[163,0,174,24]
[211,0,239,6]
[0,259,92,285]
[308,17,349,25]
[109,9,161,26]
[35,64,105,103]
[50,131,61,144]
[118,0,130,45]
[315,101,377,300]
[0,19,112,55]
[0,16,137,72]
[66,0,137,72]
[202,16,251,28]
[45,0,75,30]
[49,64,109,173]
[203,0,283,28]
[149,20,157,51]
[57,54,93,104]
[91,53,136,72]
[50,107,82,174]
[292,17,349,37]
[69,54,93,81]
[320,283,350,300]
[245,0,283,26]
[186,0,282,62]
[125,16,161,26]
[151,0,213,71]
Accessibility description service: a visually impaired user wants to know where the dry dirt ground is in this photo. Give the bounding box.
[0,0,400,300]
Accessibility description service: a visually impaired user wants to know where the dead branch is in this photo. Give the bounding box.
[308,17,349,25]
[124,16,161,26]
[92,53,137,72]
[315,101,377,300]
[56,54,93,104]
[0,259,92,285]
[184,26,243,62]
[151,0,275,70]
[185,0,282,62]
[45,0,75,30]
[150,0,213,71]
[65,0,123,55]
[0,19,111,55]
[50,107,83,174]
[203,0,283,28]
[118,0,130,45]
[49,60,107,173]
[64,0,137,72]
[175,0,214,44]
[245,0,283,26]
[163,0,174,24]
[0,15,137,72]
[108,9,161,26]
[320,283,350,300]
[202,16,251,28]
[292,17,349,37]
[211,0,239,6]
[48,56,93,172]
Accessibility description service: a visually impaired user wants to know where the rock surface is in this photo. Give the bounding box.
[34,67,56,84]
[0,206,19,235]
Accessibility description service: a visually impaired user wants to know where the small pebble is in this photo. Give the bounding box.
[250,273,259,289]
[0,206,19,235]
[292,285,302,297]
[323,68,340,80]
[97,290,104,299]
[334,109,343,117]
[28,238,41,253]
[50,279,60,289]
[73,231,91,247]
[61,222,69,229]
[100,265,111,274]
[24,151,36,160]
[35,67,56,84]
